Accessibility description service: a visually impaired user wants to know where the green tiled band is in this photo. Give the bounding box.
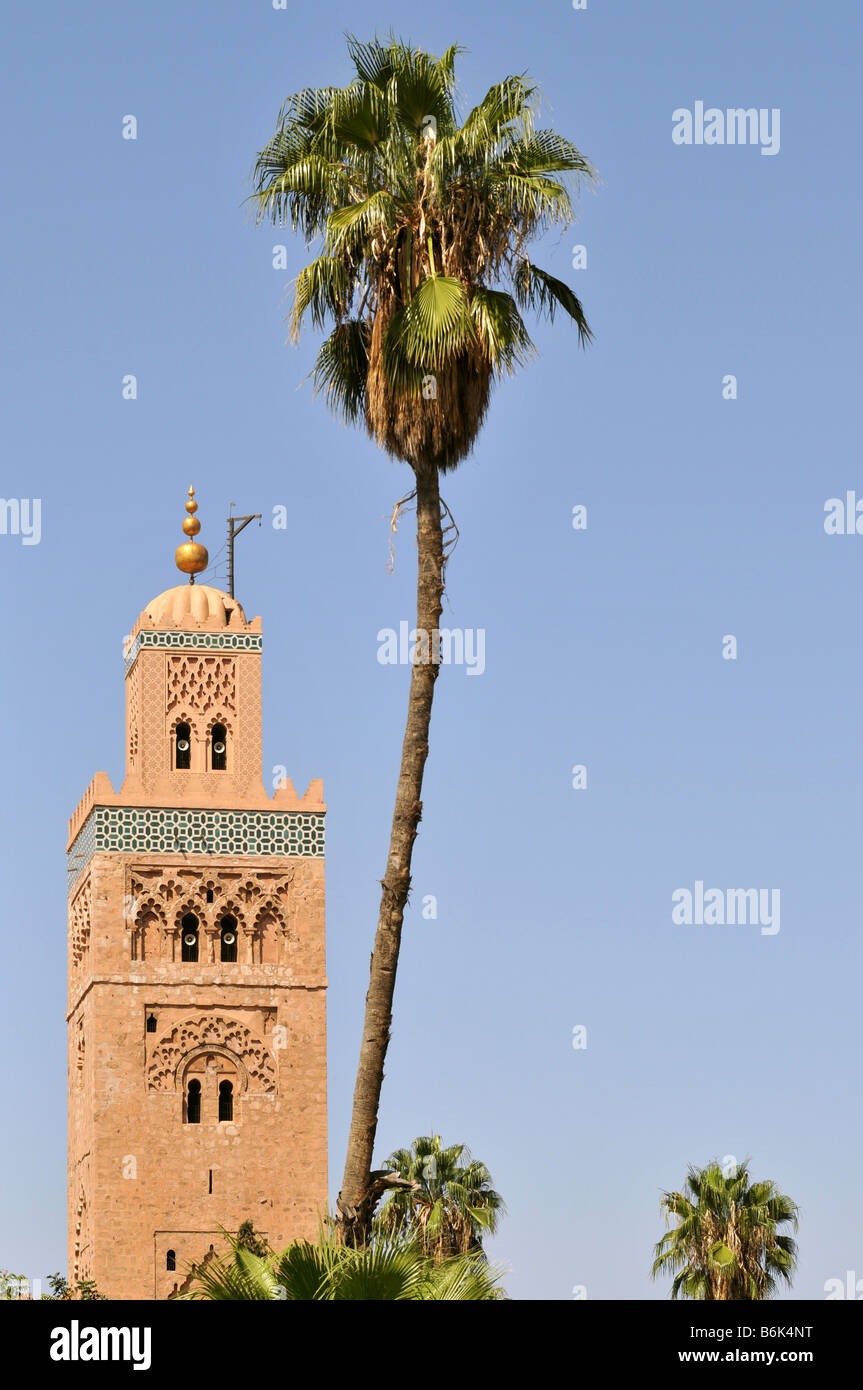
[68,805,325,891]
[124,629,263,675]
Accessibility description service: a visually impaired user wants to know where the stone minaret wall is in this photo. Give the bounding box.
[67,585,327,1299]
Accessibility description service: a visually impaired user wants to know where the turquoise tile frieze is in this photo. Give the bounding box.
[124,629,262,675]
[67,805,324,890]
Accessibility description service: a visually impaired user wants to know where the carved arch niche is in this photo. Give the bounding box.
[147,1014,276,1096]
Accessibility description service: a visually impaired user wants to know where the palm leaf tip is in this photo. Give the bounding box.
[312,320,370,421]
[514,260,592,345]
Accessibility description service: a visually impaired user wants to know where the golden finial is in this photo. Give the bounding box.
[175,484,209,583]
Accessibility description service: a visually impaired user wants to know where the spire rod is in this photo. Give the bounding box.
[227,508,262,599]
[175,484,209,583]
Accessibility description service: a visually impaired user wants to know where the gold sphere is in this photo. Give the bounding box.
[175,485,208,581]
[176,540,209,575]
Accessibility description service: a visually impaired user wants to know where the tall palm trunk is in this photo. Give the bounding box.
[337,463,444,1241]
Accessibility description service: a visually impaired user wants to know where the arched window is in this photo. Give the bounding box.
[211,723,227,771]
[181,912,199,962]
[186,1079,201,1125]
[220,914,238,963]
[175,722,191,770]
[256,910,280,964]
[146,1014,157,1033]
[166,1249,176,1271]
[218,1080,233,1122]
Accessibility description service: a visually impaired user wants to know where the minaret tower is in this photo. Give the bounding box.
[66,490,327,1299]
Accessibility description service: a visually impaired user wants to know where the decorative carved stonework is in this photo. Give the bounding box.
[70,876,92,970]
[147,1014,276,1094]
[125,866,296,963]
[166,655,237,716]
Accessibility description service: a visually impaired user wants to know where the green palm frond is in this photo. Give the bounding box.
[458,76,537,157]
[180,1230,507,1301]
[322,1242,427,1301]
[501,130,594,176]
[385,273,475,369]
[311,320,370,421]
[178,1245,278,1301]
[490,170,573,222]
[419,1254,508,1301]
[291,256,351,338]
[325,81,391,150]
[513,260,592,344]
[325,189,400,255]
[469,286,534,371]
[269,1241,330,1300]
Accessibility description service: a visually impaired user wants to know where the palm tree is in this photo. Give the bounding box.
[178,1230,506,1301]
[252,34,593,1240]
[375,1134,505,1259]
[652,1160,799,1300]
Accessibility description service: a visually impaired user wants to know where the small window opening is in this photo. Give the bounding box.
[208,1169,213,1195]
[181,912,199,962]
[206,889,214,904]
[186,1079,201,1125]
[220,914,238,963]
[218,1080,234,1122]
[166,1249,176,1271]
[146,1014,157,1033]
[175,722,191,770]
[211,723,227,771]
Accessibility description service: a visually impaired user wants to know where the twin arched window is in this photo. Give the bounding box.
[174,723,228,771]
[184,1076,234,1124]
[179,912,237,964]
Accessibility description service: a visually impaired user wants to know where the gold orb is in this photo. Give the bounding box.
[175,541,208,575]
[182,516,201,536]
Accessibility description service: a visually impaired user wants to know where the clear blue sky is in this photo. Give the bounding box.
[1,0,860,1300]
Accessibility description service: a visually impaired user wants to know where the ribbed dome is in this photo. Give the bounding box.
[142,584,248,629]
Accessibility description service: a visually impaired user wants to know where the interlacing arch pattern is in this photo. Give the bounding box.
[125,868,295,962]
[130,895,166,962]
[146,1014,277,1094]
[166,655,237,716]
[70,876,92,970]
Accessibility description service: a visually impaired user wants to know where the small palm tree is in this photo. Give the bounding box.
[179,1230,506,1301]
[252,34,593,1239]
[652,1160,799,1300]
[375,1134,505,1259]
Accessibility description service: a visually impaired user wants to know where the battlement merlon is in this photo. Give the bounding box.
[67,773,326,850]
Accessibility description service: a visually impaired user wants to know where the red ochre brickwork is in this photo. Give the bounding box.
[67,582,327,1300]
